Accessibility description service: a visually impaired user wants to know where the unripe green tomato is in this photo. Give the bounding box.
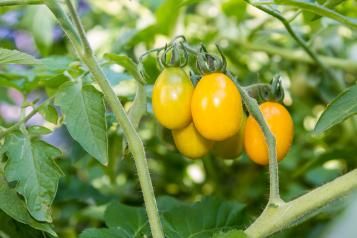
[152,67,193,129]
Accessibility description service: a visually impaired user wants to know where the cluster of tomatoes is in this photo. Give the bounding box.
[151,56,293,166]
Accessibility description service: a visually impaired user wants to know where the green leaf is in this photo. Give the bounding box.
[3,133,63,223]
[28,126,52,136]
[55,81,109,165]
[104,54,147,128]
[104,54,145,84]
[128,83,147,129]
[274,0,357,29]
[309,0,345,21]
[23,5,55,56]
[79,228,129,238]
[161,197,245,238]
[104,202,149,237]
[94,197,245,238]
[0,211,49,238]
[314,85,357,134]
[125,0,187,47]
[0,172,57,236]
[213,229,247,238]
[0,48,40,65]
[38,104,59,124]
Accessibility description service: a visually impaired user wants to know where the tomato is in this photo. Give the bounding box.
[191,73,243,141]
[212,113,247,159]
[244,102,294,165]
[172,123,213,158]
[152,67,193,129]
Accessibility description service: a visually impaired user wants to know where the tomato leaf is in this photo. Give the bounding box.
[161,197,245,238]
[104,54,147,127]
[314,85,357,134]
[27,126,52,136]
[79,228,129,238]
[213,229,247,238]
[81,196,245,238]
[104,201,149,236]
[3,133,63,223]
[104,54,145,84]
[38,104,59,124]
[22,5,55,56]
[0,171,57,237]
[0,48,40,65]
[55,81,109,165]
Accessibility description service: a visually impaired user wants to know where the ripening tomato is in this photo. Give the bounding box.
[191,73,243,141]
[244,102,294,165]
[172,123,213,159]
[152,68,193,129]
[212,113,247,159]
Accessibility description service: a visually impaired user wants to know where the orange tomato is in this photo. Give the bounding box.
[152,68,193,129]
[172,123,213,159]
[191,73,243,141]
[244,102,294,165]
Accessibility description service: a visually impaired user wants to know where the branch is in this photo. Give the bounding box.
[0,0,42,6]
[245,169,357,238]
[253,0,357,29]
[234,41,357,73]
[228,72,282,205]
[43,1,164,237]
[246,1,342,84]
[0,97,53,139]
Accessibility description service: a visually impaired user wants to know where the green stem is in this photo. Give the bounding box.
[0,0,42,6]
[229,73,282,205]
[253,0,357,29]
[44,1,164,237]
[248,3,330,74]
[0,97,53,139]
[234,41,357,73]
[245,169,357,238]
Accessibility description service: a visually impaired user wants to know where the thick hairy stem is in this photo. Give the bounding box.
[230,74,281,204]
[245,169,357,238]
[0,0,42,6]
[44,1,164,237]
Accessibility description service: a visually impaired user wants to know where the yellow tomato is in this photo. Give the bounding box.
[152,68,193,129]
[212,113,247,159]
[191,73,243,141]
[172,123,213,159]
[244,102,294,165]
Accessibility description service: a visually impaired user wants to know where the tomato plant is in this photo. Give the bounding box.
[0,0,356,238]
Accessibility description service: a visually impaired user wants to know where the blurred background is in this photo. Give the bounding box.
[0,0,356,237]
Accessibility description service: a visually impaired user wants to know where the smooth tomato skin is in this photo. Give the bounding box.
[244,102,294,165]
[152,67,193,129]
[212,113,247,159]
[172,123,213,159]
[191,73,243,141]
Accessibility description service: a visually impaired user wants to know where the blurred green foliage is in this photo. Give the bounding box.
[0,0,356,237]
